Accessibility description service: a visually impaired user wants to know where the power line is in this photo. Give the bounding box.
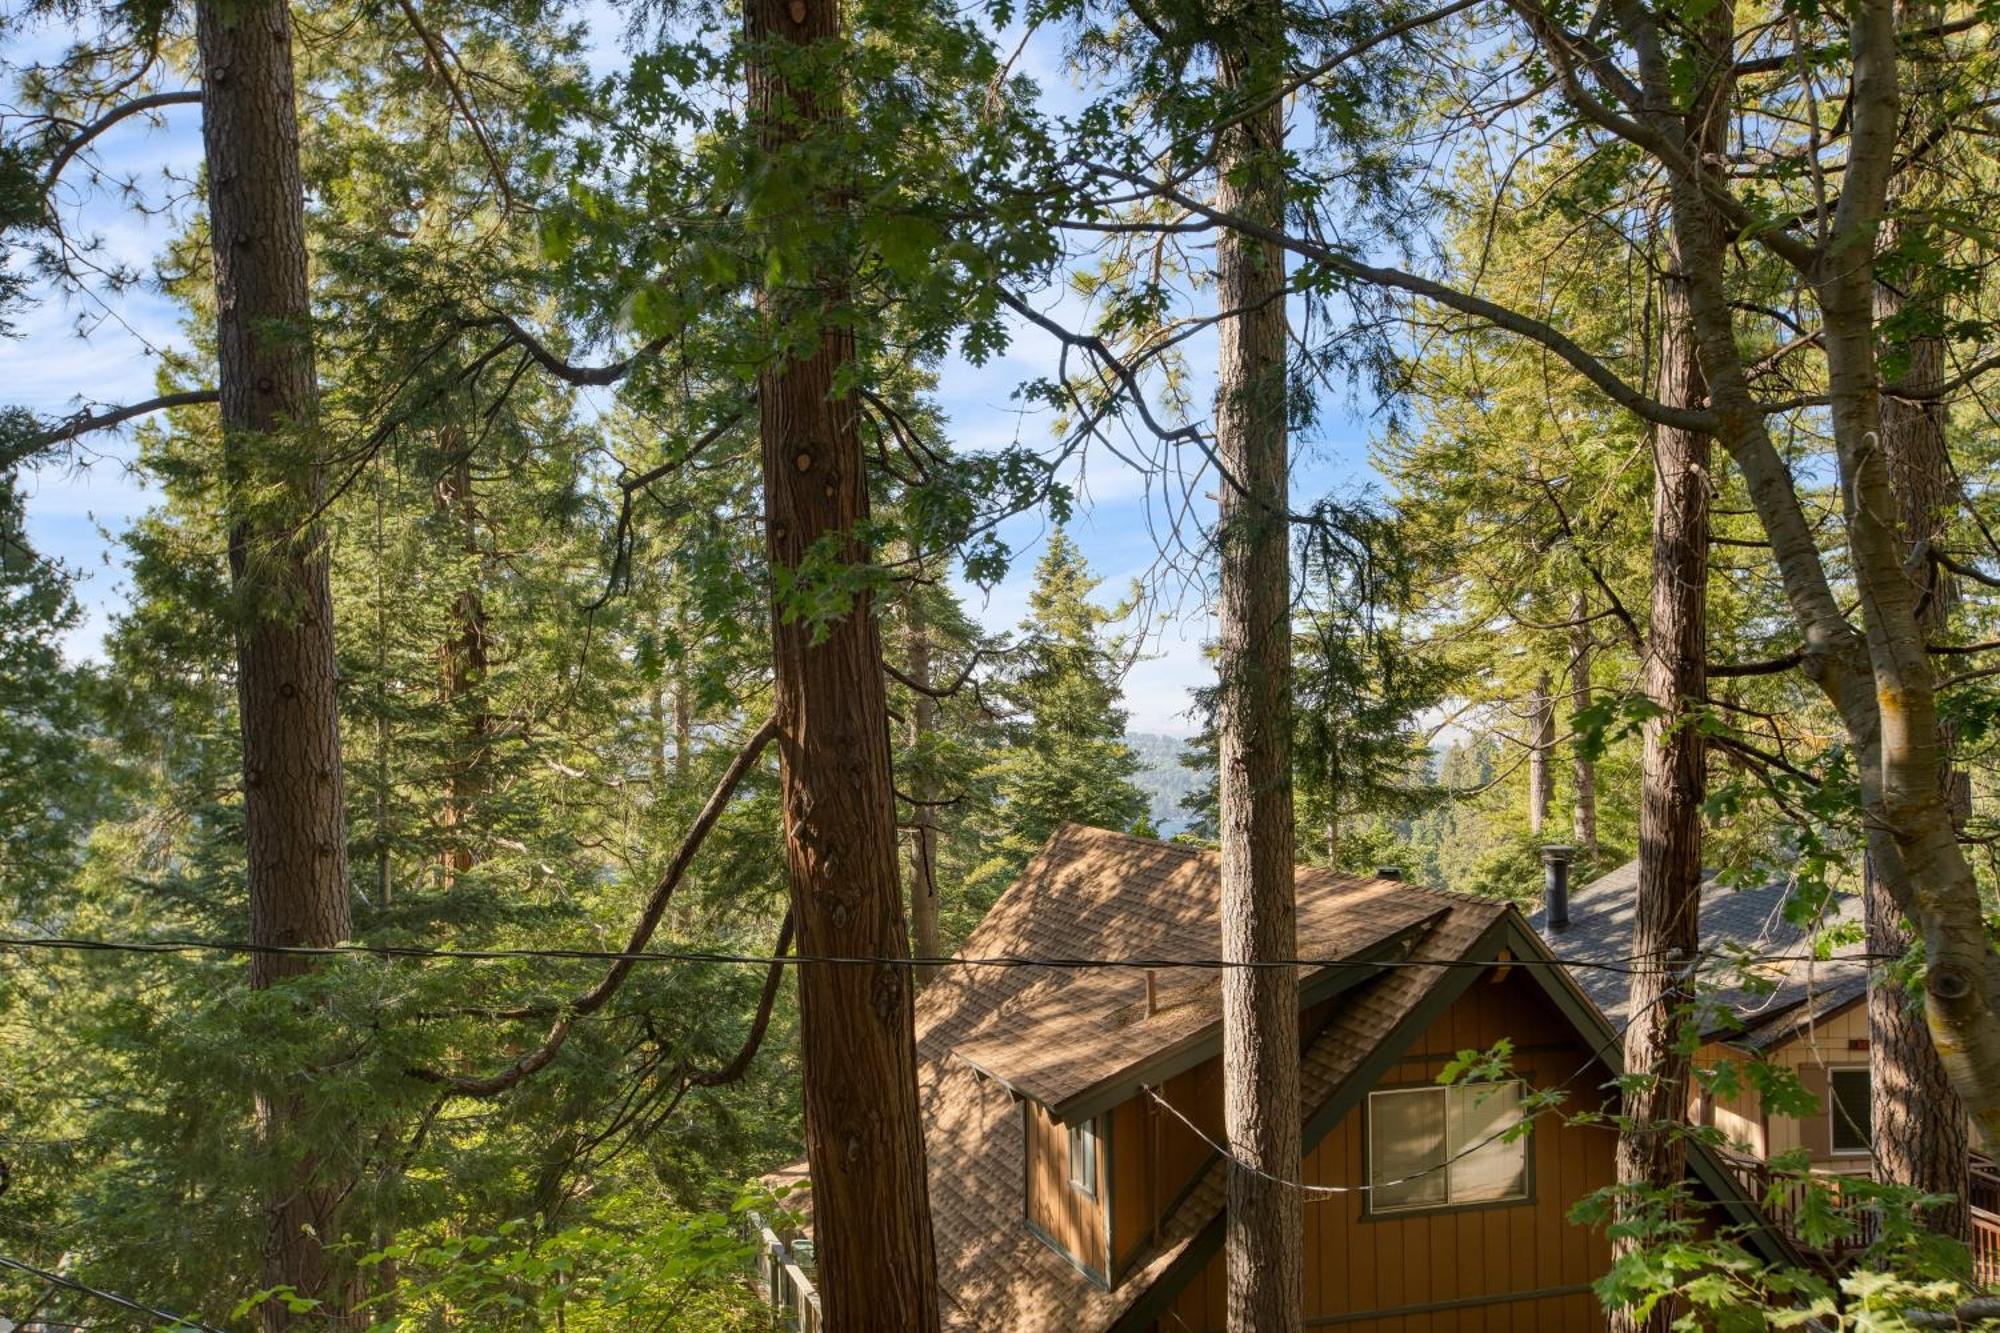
[1143,1003,1639,1203]
[0,934,1886,975]
[0,1252,218,1331]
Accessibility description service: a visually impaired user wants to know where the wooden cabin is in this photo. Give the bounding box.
[1529,855,2000,1278]
[766,826,1789,1331]
[1527,856,1874,1174]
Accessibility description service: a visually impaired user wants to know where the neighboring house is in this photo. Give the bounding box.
[1526,856,1872,1173]
[760,825,1790,1333]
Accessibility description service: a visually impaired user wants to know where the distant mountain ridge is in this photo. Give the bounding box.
[1125,731,1199,835]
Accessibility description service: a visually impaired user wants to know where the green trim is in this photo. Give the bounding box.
[1300,915,1506,1146]
[1113,1143,1220,1279]
[1104,1208,1225,1333]
[1487,915,1805,1268]
[1024,1216,1110,1291]
[1021,1102,1112,1290]
[1357,1079,1537,1221]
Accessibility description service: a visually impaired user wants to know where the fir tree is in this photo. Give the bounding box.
[969,530,1146,901]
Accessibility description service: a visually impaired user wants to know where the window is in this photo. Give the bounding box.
[1067,1119,1098,1197]
[1829,1067,1871,1155]
[1368,1082,1528,1213]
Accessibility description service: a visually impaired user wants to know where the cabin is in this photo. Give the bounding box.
[758,825,1790,1331]
[1525,854,1870,1173]
[1528,853,2000,1272]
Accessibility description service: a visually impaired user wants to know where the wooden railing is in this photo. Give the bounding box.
[751,1220,822,1332]
[1720,1148,2000,1281]
[1970,1157,2000,1286]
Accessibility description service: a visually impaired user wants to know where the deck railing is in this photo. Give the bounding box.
[1718,1148,2000,1282]
[750,1219,822,1332]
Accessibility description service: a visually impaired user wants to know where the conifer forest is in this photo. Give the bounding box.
[11,0,2000,1325]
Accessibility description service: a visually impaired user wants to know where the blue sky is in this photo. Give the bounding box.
[6,8,1387,737]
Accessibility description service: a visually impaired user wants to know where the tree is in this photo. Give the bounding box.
[1569,597,1599,859]
[1159,0,2000,1146]
[1610,232,1712,1333]
[0,478,102,912]
[1869,0,1970,1232]
[970,529,1146,896]
[1210,1,1301,1323]
[194,0,357,1316]
[743,0,938,1323]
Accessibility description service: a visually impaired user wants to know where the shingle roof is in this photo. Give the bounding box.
[772,829,1788,1330]
[943,831,1445,1119]
[1525,858,1866,1042]
[913,826,1508,1332]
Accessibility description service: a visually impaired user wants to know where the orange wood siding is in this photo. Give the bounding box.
[1025,1100,1109,1278]
[1156,968,1616,1332]
[1693,1039,1767,1158]
[1108,1095,1151,1276]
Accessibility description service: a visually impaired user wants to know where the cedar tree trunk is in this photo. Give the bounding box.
[904,587,942,982]
[1871,63,1971,1225]
[745,0,939,1325]
[1527,669,1553,836]
[1569,598,1598,858]
[1609,256,1709,1333]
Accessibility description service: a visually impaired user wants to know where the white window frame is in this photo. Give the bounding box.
[1366,1080,1529,1214]
[1827,1066,1871,1157]
[1067,1118,1098,1198]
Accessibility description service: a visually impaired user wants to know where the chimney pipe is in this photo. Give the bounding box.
[1540,845,1574,930]
[1375,866,1404,882]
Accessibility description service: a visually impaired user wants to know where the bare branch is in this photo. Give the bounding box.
[21,389,219,458]
[40,89,202,194]
[410,715,779,1097]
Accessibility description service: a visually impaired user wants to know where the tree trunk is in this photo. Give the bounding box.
[1609,254,1709,1333]
[1569,597,1598,858]
[744,0,938,1325]
[434,441,486,882]
[374,471,392,908]
[1527,669,1554,837]
[904,588,942,983]
[1214,6,1302,1328]
[196,0,356,1321]
[1808,0,2000,1155]
[1871,74,1971,1229]
[673,601,693,784]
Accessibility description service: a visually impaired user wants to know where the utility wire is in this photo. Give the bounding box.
[1144,1003,1640,1203]
[0,1252,219,1331]
[0,935,1885,974]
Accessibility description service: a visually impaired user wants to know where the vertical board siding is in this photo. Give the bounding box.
[1700,1001,1962,1171]
[1156,970,1616,1332]
[1025,1101,1109,1278]
[1695,1040,1766,1158]
[1109,1095,1152,1274]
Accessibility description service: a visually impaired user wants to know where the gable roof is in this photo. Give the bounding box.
[942,826,1445,1122]
[1526,858,1866,1045]
[776,828,1796,1332]
[914,827,1511,1331]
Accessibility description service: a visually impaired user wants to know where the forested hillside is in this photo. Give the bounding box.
[3,0,2000,1326]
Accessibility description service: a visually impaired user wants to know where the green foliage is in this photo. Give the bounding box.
[348,1203,769,1330]
[965,529,1148,903]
